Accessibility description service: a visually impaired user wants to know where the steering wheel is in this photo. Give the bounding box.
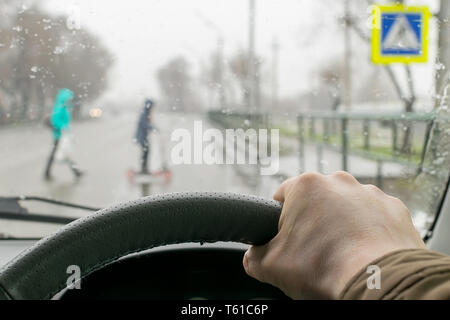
[0,192,282,300]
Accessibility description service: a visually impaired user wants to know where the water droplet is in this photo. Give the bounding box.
[435,62,446,71]
[320,159,329,167]
[433,158,444,165]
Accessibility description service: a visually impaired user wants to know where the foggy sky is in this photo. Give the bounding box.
[42,0,440,107]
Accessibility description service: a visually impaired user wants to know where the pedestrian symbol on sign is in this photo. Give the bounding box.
[371,5,430,64]
[382,14,421,53]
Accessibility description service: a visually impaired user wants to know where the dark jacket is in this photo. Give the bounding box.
[340,249,450,299]
[135,103,154,147]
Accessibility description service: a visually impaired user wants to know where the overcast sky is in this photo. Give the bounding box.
[40,0,441,106]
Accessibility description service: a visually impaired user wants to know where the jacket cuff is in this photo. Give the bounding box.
[340,249,450,300]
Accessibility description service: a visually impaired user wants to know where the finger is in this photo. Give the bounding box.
[243,244,270,283]
[273,176,297,202]
[274,176,299,231]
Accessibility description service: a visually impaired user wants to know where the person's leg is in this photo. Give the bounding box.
[141,144,150,173]
[44,139,59,180]
[66,159,83,178]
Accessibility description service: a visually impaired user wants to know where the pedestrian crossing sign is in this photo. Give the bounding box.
[371,5,430,64]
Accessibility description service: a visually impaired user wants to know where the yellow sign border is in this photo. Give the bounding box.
[371,5,430,64]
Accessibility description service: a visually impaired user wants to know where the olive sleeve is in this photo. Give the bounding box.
[340,249,450,300]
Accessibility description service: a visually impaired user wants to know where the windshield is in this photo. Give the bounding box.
[1,0,449,239]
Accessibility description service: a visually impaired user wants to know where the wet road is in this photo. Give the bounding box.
[1,110,420,238]
[0,111,283,237]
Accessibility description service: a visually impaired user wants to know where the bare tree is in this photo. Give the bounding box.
[200,46,228,109]
[229,50,262,108]
[0,2,113,123]
[342,0,417,154]
[157,56,197,112]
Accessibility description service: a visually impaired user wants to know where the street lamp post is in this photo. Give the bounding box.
[248,0,256,111]
[196,11,226,110]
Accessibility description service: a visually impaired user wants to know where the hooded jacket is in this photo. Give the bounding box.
[51,89,74,140]
[135,100,154,147]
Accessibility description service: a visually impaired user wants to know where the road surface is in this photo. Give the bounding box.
[0,111,283,237]
[0,110,420,238]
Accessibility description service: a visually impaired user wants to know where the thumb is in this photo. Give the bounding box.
[243,244,270,283]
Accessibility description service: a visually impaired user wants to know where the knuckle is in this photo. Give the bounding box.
[365,184,383,194]
[389,195,408,210]
[388,197,411,222]
[279,177,295,189]
[297,172,323,186]
[332,171,356,181]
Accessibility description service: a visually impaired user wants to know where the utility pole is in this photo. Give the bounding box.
[248,0,256,111]
[271,37,280,109]
[343,0,352,112]
[217,36,226,109]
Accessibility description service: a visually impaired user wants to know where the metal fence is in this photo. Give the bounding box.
[208,109,437,188]
[297,112,435,175]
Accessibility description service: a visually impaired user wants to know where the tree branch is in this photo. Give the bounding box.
[344,14,414,108]
[384,65,407,103]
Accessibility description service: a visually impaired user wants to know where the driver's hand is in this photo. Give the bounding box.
[243,172,426,299]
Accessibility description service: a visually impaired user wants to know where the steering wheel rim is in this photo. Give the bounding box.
[0,192,282,300]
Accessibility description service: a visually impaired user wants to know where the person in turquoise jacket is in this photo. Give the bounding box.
[44,89,83,180]
[51,88,73,140]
